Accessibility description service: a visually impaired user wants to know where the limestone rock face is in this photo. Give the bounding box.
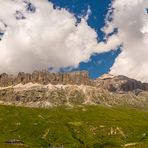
[0,70,92,87]
[0,83,148,108]
[16,72,32,84]
[1,71,148,94]
[0,73,15,87]
[31,70,49,84]
[96,74,148,94]
[0,71,148,108]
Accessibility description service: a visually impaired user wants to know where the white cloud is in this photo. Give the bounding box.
[0,0,121,74]
[103,0,148,82]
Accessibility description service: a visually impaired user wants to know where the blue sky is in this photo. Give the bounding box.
[49,0,120,79]
[0,0,147,82]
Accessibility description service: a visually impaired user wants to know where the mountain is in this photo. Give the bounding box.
[0,71,148,148]
[0,70,148,108]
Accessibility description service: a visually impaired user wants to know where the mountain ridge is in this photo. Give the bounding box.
[0,70,148,108]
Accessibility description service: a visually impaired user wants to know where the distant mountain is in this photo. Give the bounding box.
[0,70,148,108]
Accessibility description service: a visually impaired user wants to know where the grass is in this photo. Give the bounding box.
[0,105,147,147]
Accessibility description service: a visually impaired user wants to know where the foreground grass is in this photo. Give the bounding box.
[0,105,147,147]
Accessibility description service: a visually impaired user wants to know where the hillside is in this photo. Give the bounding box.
[0,105,148,148]
[0,71,148,147]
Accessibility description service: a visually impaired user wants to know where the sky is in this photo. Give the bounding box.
[49,0,121,78]
[0,0,148,82]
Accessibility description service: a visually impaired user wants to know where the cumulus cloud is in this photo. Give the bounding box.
[103,0,148,82]
[0,0,121,74]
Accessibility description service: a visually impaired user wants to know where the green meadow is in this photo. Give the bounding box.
[0,105,147,148]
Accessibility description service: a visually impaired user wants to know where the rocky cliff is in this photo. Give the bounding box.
[0,71,148,108]
[96,74,148,94]
[0,70,93,86]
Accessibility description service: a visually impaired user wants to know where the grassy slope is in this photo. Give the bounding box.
[0,105,147,148]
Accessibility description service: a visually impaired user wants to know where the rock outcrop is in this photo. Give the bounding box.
[0,71,148,108]
[1,71,148,94]
[0,70,93,87]
[96,74,148,94]
[0,83,148,108]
